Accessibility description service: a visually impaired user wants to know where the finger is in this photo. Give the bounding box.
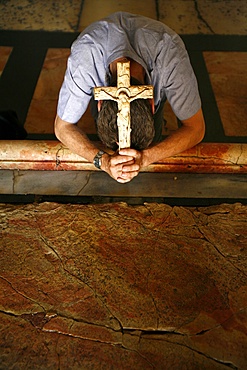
[116,176,132,183]
[122,163,140,172]
[121,171,139,181]
[119,170,139,180]
[118,175,137,183]
[111,156,134,166]
[119,149,138,157]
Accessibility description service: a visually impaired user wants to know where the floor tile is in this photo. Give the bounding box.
[159,0,211,34]
[0,0,83,31]
[25,48,101,135]
[0,47,12,77]
[158,0,247,34]
[198,0,247,35]
[25,48,70,134]
[79,0,157,30]
[203,51,247,136]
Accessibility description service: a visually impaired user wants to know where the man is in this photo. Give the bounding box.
[55,12,205,183]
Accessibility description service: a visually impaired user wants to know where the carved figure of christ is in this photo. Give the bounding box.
[94,61,153,150]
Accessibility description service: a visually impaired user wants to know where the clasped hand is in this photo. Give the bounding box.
[103,149,143,183]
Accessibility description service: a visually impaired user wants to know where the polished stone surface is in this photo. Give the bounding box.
[1,170,247,199]
[25,48,100,135]
[1,141,247,173]
[0,0,246,34]
[159,0,247,35]
[203,52,247,137]
[79,0,157,29]
[0,141,246,199]
[0,0,83,32]
[1,202,246,369]
[25,49,70,134]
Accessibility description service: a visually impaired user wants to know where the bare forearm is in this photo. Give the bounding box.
[142,108,205,167]
[54,115,132,181]
[142,125,202,166]
[54,115,98,162]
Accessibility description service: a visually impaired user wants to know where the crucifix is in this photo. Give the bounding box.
[94,61,153,150]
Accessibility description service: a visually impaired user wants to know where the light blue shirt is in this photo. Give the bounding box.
[57,12,201,123]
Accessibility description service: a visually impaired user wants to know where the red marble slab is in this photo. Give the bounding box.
[0,201,246,369]
[0,141,246,173]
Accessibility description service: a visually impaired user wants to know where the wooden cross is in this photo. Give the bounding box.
[94,61,153,150]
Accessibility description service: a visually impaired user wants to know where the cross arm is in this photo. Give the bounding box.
[94,86,118,101]
[129,85,154,102]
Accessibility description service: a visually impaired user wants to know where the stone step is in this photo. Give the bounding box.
[0,141,246,173]
[0,141,246,199]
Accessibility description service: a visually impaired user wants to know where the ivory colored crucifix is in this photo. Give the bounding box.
[94,61,153,150]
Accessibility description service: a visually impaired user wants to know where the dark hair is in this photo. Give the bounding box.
[96,78,154,151]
